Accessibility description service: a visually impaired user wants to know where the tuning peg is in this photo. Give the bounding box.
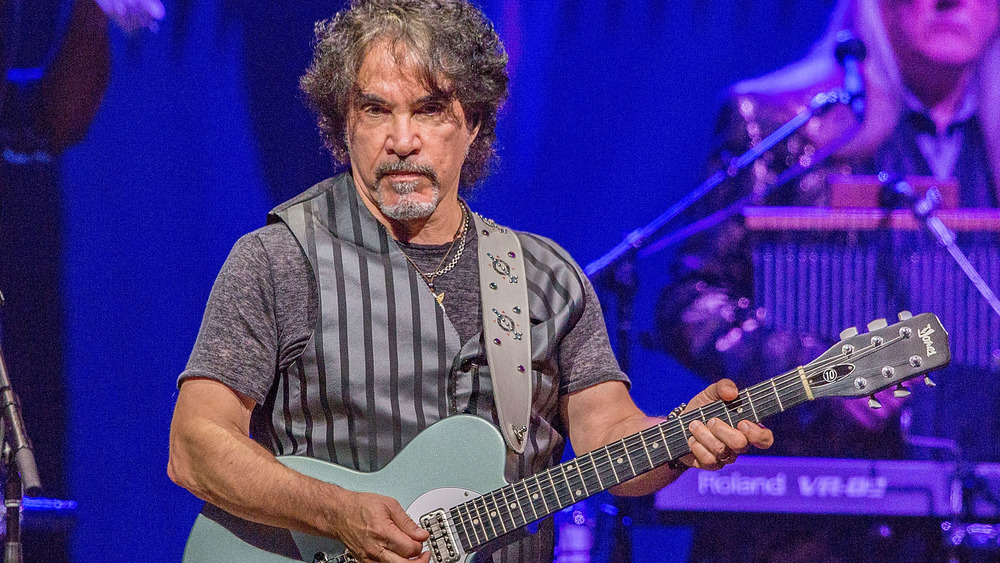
[840,326,859,340]
[868,395,882,409]
[867,318,888,331]
[924,376,936,387]
[893,383,911,398]
[898,311,913,321]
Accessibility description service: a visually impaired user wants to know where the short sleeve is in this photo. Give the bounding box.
[178,232,280,405]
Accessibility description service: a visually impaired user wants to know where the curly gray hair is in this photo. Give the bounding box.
[300,0,509,187]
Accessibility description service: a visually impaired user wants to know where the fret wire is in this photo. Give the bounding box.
[473,496,500,541]
[500,485,520,528]
[604,445,620,483]
[493,490,512,534]
[510,484,528,524]
[628,433,652,474]
[542,469,563,510]
[449,505,471,549]
[447,508,472,551]
[532,474,550,514]
[474,494,492,540]
[509,482,529,520]
[479,494,500,540]
[460,499,480,545]
[562,462,585,502]
[609,440,631,484]
[596,446,626,486]
[657,424,674,461]
[519,480,539,521]
[485,491,508,535]
[575,458,592,496]
[621,438,637,478]
[546,468,566,509]
[462,501,483,548]
[586,452,606,491]
[499,485,523,529]
[742,388,759,422]
[639,428,657,469]
[473,495,496,541]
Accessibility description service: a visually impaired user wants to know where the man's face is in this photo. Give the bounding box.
[346,40,478,222]
[883,0,999,69]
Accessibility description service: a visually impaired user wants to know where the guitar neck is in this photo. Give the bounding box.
[448,370,812,552]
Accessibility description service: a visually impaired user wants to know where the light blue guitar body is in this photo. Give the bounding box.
[182,415,508,562]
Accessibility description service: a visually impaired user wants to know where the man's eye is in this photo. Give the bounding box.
[419,104,445,115]
[362,105,387,115]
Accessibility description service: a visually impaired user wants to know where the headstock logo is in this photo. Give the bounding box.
[918,324,937,357]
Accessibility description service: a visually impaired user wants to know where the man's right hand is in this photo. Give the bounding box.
[326,490,430,563]
[170,379,430,562]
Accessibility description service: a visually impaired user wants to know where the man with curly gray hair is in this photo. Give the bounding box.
[169,1,773,561]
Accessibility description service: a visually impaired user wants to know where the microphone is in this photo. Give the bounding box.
[878,171,943,219]
[835,31,867,120]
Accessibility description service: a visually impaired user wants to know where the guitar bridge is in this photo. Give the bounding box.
[420,509,461,563]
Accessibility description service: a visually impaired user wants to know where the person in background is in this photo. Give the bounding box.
[654,0,999,560]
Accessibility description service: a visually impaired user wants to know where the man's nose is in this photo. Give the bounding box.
[386,115,421,158]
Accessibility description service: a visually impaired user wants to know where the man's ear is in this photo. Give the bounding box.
[468,120,481,144]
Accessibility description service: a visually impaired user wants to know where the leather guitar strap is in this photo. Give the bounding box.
[473,212,532,454]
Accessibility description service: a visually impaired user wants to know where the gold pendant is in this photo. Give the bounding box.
[434,292,445,305]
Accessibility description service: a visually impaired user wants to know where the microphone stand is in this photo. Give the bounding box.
[0,290,42,563]
[587,86,861,563]
[585,87,853,362]
[881,175,1000,319]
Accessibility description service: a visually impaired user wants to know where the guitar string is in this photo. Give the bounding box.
[327,329,927,558]
[452,332,922,545]
[475,328,932,542]
[454,337,906,546]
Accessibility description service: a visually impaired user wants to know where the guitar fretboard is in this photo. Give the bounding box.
[445,368,819,551]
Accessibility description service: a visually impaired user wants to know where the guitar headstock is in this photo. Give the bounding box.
[803,312,950,403]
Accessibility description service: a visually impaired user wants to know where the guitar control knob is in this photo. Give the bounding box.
[893,383,911,398]
[898,311,913,320]
[924,376,936,387]
[840,326,859,340]
[867,318,888,331]
[868,395,882,409]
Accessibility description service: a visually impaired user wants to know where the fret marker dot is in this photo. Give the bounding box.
[473,519,479,525]
[652,442,659,448]
[491,511,497,517]
[532,494,539,500]
[737,407,744,413]
[566,464,574,470]
[617,457,623,464]
[575,490,582,496]
[510,503,517,509]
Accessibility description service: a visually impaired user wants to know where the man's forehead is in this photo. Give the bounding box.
[354,39,452,99]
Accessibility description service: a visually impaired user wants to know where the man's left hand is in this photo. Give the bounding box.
[678,379,773,470]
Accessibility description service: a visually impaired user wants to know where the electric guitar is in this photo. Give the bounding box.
[182,312,950,562]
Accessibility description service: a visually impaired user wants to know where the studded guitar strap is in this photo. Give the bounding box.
[473,213,532,454]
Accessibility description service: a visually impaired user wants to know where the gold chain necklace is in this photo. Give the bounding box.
[397,203,470,306]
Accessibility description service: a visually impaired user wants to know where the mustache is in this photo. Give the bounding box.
[374,161,439,186]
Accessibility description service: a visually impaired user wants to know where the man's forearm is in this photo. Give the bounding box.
[167,388,345,537]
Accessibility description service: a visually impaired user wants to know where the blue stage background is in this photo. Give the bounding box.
[54,0,836,559]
